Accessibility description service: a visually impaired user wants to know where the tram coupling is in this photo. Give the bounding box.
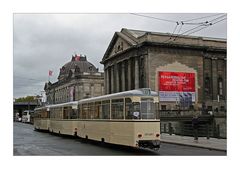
[137,140,161,150]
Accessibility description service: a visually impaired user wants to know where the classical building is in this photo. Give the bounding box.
[101,28,226,112]
[45,54,104,104]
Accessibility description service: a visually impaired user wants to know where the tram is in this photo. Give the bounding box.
[34,88,161,150]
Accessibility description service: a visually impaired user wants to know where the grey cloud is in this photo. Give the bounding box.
[13,13,227,98]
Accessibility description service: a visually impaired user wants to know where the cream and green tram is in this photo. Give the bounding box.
[34,88,160,150]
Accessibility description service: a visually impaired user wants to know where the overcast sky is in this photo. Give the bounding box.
[13,13,227,98]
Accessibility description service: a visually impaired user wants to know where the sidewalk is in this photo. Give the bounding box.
[160,133,227,151]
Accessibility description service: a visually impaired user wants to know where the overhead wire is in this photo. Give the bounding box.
[182,13,224,22]
[129,13,226,44]
[172,22,183,41]
[182,14,226,26]
[168,15,226,42]
[130,13,177,23]
[182,16,226,36]
[184,17,226,36]
[162,22,180,43]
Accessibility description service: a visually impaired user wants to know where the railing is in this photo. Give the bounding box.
[160,121,224,139]
[159,110,202,117]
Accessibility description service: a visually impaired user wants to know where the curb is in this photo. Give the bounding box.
[160,140,227,152]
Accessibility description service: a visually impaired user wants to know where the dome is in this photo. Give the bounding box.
[58,54,98,81]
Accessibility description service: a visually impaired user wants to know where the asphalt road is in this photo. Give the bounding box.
[13,122,226,156]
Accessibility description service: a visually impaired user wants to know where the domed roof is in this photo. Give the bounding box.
[58,54,98,81]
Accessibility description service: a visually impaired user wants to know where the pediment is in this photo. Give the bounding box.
[108,36,131,56]
[102,32,137,63]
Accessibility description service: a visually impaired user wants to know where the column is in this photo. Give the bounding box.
[211,58,218,100]
[105,68,108,94]
[108,67,112,94]
[128,59,131,90]
[111,66,114,93]
[118,62,122,92]
[135,57,139,89]
[122,62,125,91]
[115,64,119,92]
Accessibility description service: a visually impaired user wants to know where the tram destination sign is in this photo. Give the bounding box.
[158,71,196,102]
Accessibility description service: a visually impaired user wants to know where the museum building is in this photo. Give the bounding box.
[45,54,104,104]
[101,28,226,112]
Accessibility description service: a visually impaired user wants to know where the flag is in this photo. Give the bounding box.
[75,55,80,61]
[49,70,53,76]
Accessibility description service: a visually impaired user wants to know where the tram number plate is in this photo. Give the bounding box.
[144,133,154,136]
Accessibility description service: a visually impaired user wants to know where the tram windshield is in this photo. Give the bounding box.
[125,98,158,119]
[140,98,157,119]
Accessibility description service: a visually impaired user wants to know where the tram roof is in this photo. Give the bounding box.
[34,101,78,110]
[35,89,158,110]
[78,88,158,103]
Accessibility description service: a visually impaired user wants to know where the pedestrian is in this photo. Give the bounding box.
[192,115,199,142]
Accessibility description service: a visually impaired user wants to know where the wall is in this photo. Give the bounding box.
[148,46,203,109]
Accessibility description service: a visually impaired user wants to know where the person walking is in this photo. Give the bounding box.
[192,115,199,143]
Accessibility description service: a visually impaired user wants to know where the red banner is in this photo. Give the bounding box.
[159,71,195,92]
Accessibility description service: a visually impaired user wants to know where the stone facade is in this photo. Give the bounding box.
[45,55,104,104]
[101,28,226,112]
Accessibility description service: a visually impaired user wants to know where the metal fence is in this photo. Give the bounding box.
[160,121,224,139]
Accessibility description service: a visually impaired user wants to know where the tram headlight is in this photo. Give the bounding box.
[156,133,160,137]
[138,134,142,138]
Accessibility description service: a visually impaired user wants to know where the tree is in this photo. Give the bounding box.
[15,96,35,103]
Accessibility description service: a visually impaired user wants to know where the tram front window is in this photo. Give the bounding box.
[125,98,140,119]
[140,99,156,119]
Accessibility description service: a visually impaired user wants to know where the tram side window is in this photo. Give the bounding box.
[50,107,63,119]
[63,107,70,119]
[70,108,78,119]
[79,104,82,119]
[50,108,55,119]
[111,99,124,119]
[125,98,132,119]
[89,102,95,119]
[95,101,102,119]
[50,109,54,119]
[102,100,110,119]
[47,111,50,118]
[82,103,89,119]
[41,111,47,118]
[155,102,160,119]
[35,110,40,118]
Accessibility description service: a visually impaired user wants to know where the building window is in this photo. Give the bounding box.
[220,106,225,111]
[207,106,212,111]
[161,105,167,110]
